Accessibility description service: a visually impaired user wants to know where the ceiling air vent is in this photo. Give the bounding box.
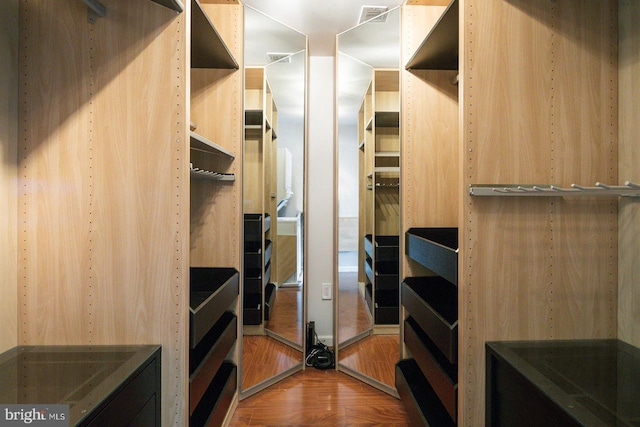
[358,6,388,24]
[266,53,292,64]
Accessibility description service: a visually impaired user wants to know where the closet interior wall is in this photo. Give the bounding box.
[618,0,640,348]
[401,0,619,425]
[0,0,18,354]
[12,0,243,425]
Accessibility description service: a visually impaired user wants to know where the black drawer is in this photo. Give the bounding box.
[243,293,262,325]
[190,362,237,427]
[405,228,457,286]
[244,213,270,242]
[373,260,399,291]
[189,313,237,414]
[396,359,455,427]
[190,268,239,349]
[244,240,272,269]
[405,317,457,423]
[365,234,399,261]
[402,277,457,363]
[244,261,271,294]
[374,289,399,325]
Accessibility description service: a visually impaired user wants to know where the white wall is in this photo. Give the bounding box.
[306,56,335,344]
[0,0,18,353]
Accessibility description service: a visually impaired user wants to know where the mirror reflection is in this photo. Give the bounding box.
[242,6,307,394]
[336,7,400,395]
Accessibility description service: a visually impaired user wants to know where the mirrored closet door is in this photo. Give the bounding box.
[335,7,401,396]
[241,5,308,397]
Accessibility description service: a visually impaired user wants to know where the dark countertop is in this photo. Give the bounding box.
[486,339,640,427]
[0,345,160,426]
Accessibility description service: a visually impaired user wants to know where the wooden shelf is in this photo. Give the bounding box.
[190,131,235,157]
[149,0,183,12]
[191,0,238,69]
[405,0,458,70]
[366,111,400,130]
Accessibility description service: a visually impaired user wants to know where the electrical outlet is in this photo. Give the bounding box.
[322,283,332,300]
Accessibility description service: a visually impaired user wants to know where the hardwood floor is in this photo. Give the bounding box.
[337,271,372,344]
[242,335,302,390]
[338,334,399,389]
[230,367,410,426]
[266,286,303,345]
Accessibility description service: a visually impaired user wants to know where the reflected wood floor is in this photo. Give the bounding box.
[230,367,410,426]
[338,271,372,343]
[338,334,399,389]
[242,335,302,390]
[266,286,303,345]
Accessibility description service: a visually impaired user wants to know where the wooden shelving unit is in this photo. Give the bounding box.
[398,0,620,425]
[358,69,400,329]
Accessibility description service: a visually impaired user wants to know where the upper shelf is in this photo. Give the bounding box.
[405,0,458,71]
[366,112,400,130]
[191,0,238,69]
[190,131,235,158]
[469,182,640,197]
[149,0,183,12]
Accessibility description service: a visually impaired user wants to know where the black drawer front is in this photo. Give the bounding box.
[402,277,457,363]
[405,228,457,286]
[404,318,457,423]
[190,362,237,427]
[190,314,237,413]
[190,268,239,349]
[84,351,161,427]
[395,359,455,427]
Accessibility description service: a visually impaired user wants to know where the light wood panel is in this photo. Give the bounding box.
[18,1,189,425]
[230,368,410,426]
[401,5,458,279]
[618,0,640,348]
[459,1,618,425]
[0,0,18,354]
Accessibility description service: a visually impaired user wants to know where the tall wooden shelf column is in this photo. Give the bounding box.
[398,0,618,425]
[359,69,401,330]
[243,67,279,333]
[189,0,243,425]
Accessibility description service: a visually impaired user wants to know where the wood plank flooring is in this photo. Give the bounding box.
[230,367,410,426]
[266,286,303,346]
[338,271,372,344]
[338,334,399,388]
[242,335,302,390]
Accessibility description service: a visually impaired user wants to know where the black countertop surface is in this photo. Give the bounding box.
[0,345,160,425]
[486,339,640,426]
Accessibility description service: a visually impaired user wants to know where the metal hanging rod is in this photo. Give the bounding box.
[190,165,235,181]
[469,181,640,197]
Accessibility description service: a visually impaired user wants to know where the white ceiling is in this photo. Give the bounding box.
[241,0,404,56]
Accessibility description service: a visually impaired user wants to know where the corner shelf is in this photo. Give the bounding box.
[191,0,238,69]
[469,182,640,197]
[366,111,400,130]
[405,0,458,71]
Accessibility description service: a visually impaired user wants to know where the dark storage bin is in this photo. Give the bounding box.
[190,362,237,427]
[364,234,399,261]
[264,283,276,320]
[244,262,271,294]
[405,317,457,422]
[405,228,458,286]
[243,293,262,325]
[364,256,374,284]
[244,240,272,269]
[396,359,455,427]
[374,289,399,325]
[189,313,237,413]
[374,260,399,291]
[365,282,373,315]
[244,214,270,242]
[190,268,239,349]
[402,277,457,363]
